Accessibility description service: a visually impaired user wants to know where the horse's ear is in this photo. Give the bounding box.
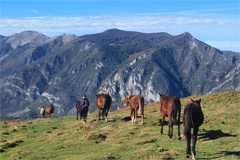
[198,99,201,104]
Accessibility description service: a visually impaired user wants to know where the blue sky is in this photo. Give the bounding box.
[1,0,240,51]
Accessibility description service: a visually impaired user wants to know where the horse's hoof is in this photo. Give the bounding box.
[192,153,196,160]
[178,137,181,140]
[186,154,190,158]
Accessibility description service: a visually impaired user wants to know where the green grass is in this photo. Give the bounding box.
[0,91,239,159]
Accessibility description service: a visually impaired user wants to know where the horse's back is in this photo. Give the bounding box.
[192,104,204,127]
[162,96,180,112]
[96,94,111,109]
[130,95,144,107]
[96,94,104,108]
[183,103,204,128]
[45,105,54,114]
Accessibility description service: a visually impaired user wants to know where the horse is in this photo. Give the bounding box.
[96,93,112,123]
[45,104,55,118]
[75,100,83,120]
[183,99,204,160]
[124,95,144,125]
[159,93,181,139]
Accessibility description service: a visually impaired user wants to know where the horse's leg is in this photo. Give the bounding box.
[80,110,82,120]
[98,108,101,121]
[168,119,173,138]
[177,112,181,140]
[52,113,54,118]
[134,108,138,124]
[105,108,108,123]
[141,108,144,126]
[185,130,192,158]
[77,111,78,120]
[130,108,134,123]
[101,108,105,120]
[168,113,173,138]
[192,127,199,160]
[160,115,165,134]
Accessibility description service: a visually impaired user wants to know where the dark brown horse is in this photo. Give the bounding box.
[159,93,181,139]
[124,95,144,125]
[96,93,112,123]
[45,104,55,118]
[75,100,82,120]
[183,99,204,160]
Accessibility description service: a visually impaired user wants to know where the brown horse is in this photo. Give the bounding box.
[124,95,144,125]
[183,99,204,160]
[96,93,112,123]
[159,93,181,139]
[45,104,55,118]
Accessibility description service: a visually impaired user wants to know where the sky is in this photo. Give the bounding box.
[0,0,240,52]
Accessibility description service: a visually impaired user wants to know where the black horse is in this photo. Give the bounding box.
[75,100,83,120]
[183,99,204,160]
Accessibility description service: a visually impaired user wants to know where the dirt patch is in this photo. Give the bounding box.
[158,147,168,152]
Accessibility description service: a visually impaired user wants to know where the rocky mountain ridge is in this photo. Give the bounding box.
[0,29,239,120]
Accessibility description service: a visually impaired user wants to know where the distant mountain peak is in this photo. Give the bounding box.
[6,31,49,49]
[103,28,126,33]
[180,32,194,39]
[46,33,78,44]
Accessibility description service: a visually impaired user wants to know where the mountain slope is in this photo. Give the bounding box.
[0,91,239,159]
[0,29,239,120]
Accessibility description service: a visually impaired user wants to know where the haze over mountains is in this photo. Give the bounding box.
[0,29,239,120]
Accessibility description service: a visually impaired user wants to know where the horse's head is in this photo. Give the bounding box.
[124,95,132,107]
[159,93,167,105]
[191,99,201,105]
[75,100,80,106]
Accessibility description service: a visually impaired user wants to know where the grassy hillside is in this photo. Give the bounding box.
[0,91,239,159]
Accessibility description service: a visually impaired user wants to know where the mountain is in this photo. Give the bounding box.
[0,29,239,120]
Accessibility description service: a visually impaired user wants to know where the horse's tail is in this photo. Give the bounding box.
[138,97,144,115]
[183,104,193,136]
[104,95,112,110]
[172,98,180,125]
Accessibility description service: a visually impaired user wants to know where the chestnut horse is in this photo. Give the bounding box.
[159,93,181,139]
[96,93,112,123]
[183,99,204,160]
[45,104,55,118]
[124,95,144,125]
